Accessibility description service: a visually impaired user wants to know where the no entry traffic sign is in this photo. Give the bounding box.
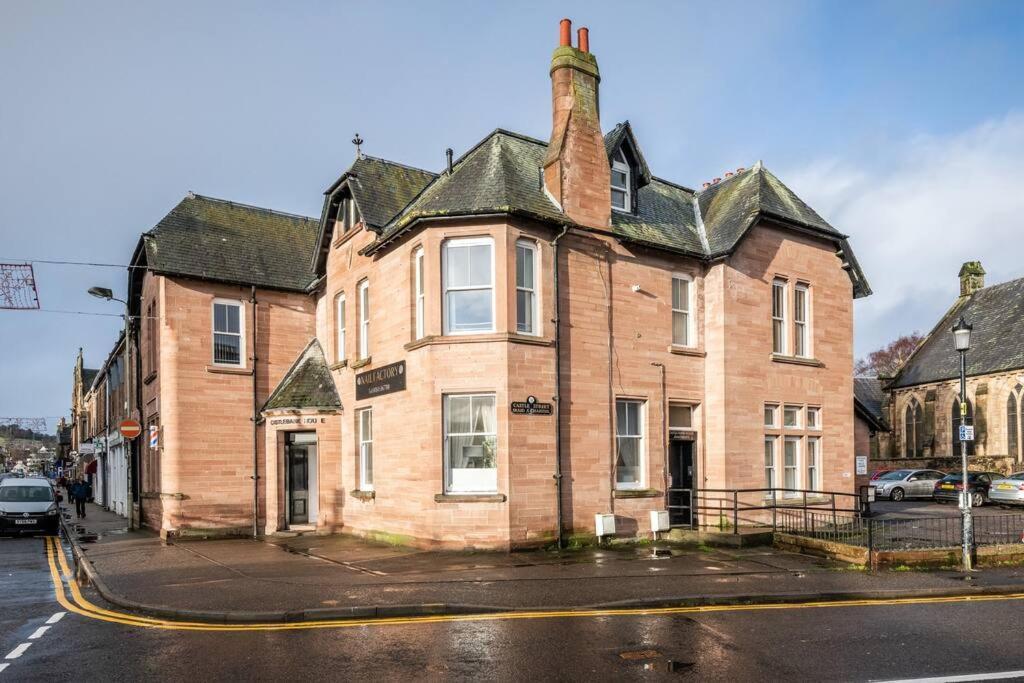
[119,419,142,439]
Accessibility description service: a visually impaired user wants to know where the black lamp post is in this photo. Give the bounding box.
[952,315,973,572]
[88,286,133,530]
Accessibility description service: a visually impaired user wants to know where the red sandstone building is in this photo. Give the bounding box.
[122,21,870,547]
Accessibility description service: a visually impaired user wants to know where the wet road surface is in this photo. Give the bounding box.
[2,534,1023,681]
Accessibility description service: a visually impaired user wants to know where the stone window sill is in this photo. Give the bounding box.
[405,334,553,352]
[329,360,348,371]
[350,357,372,369]
[771,354,824,368]
[350,489,375,501]
[612,488,662,499]
[434,493,507,503]
[207,365,253,376]
[668,346,706,357]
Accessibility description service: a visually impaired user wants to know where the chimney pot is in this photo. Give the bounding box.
[559,18,572,47]
[445,148,454,174]
[713,177,721,184]
[736,167,745,173]
[702,182,711,189]
[577,27,589,53]
[724,171,733,178]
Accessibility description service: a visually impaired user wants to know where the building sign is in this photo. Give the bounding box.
[78,443,95,454]
[355,361,407,401]
[855,455,868,476]
[959,425,975,442]
[268,417,326,426]
[511,395,553,416]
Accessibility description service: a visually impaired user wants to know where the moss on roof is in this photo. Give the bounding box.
[263,339,341,412]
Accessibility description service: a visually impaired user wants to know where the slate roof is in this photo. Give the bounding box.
[854,376,888,430]
[323,156,437,231]
[350,125,869,296]
[263,339,341,412]
[140,193,319,292]
[81,369,99,391]
[893,276,1024,388]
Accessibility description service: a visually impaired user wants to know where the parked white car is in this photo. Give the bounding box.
[988,471,1024,506]
[871,469,946,501]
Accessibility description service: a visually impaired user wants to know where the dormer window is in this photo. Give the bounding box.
[611,149,631,212]
[335,195,361,233]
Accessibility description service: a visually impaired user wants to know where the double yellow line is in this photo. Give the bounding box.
[44,536,1024,632]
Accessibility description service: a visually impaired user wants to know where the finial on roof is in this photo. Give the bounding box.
[187,190,196,199]
[352,133,364,160]
[753,160,763,171]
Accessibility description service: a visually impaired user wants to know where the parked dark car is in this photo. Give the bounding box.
[0,476,61,536]
[933,471,1003,507]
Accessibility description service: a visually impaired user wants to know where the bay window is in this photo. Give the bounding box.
[784,436,800,493]
[615,399,645,489]
[794,283,809,357]
[772,278,788,354]
[807,437,820,491]
[212,299,243,366]
[764,437,777,489]
[444,394,497,493]
[414,248,425,340]
[443,238,494,334]
[515,240,537,335]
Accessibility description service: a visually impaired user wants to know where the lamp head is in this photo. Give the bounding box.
[87,287,114,300]
[952,316,973,352]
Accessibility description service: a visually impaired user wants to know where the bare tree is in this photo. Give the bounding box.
[855,332,925,377]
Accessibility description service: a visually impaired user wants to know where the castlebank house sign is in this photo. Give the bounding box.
[355,360,407,401]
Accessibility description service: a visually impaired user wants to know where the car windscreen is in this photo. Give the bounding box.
[1008,472,1024,481]
[878,470,911,481]
[0,486,54,502]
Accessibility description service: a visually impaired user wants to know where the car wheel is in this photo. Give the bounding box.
[890,488,905,502]
[971,492,984,507]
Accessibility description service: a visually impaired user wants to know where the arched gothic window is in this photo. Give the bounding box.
[1009,385,1022,462]
[904,399,924,457]
[952,397,976,457]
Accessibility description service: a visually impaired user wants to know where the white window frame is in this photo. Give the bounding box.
[806,407,821,431]
[611,149,631,213]
[784,436,801,496]
[671,273,694,347]
[794,283,810,358]
[669,404,694,433]
[443,393,498,494]
[442,237,495,335]
[764,404,779,428]
[764,437,777,489]
[783,405,802,429]
[807,436,821,491]
[615,399,646,490]
[211,298,245,368]
[414,247,425,340]
[358,408,373,491]
[335,292,346,363]
[358,280,369,359]
[772,278,788,355]
[515,239,538,335]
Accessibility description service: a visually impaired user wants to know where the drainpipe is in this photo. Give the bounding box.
[250,286,259,539]
[651,362,667,499]
[551,223,569,549]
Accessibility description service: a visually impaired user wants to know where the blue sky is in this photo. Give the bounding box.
[2,1,1023,430]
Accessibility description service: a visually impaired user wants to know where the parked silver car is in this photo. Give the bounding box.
[989,471,1024,506]
[871,469,946,501]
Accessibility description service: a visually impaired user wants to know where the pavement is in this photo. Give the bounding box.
[60,503,1024,624]
[6,533,1024,681]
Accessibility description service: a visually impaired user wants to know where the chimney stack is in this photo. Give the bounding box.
[542,19,610,228]
[959,261,986,297]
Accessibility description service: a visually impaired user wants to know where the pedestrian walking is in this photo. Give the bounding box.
[70,477,91,519]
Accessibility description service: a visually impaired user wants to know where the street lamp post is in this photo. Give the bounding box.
[88,286,134,530]
[952,316,973,572]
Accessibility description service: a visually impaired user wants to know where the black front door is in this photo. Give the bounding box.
[286,437,310,525]
[668,439,696,526]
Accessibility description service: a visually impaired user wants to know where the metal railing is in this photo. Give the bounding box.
[674,487,864,534]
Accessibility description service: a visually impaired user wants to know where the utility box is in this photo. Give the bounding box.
[650,510,670,533]
[595,513,616,538]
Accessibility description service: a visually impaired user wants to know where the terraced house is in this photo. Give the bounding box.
[127,20,870,547]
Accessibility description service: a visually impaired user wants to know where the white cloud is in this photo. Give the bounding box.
[781,113,1024,357]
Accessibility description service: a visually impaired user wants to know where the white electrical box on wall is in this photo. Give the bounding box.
[650,510,670,532]
[595,513,616,537]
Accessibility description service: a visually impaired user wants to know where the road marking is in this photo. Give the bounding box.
[28,626,50,640]
[0,663,8,673]
[878,671,1024,682]
[43,536,1024,633]
[4,643,31,659]
[45,612,65,625]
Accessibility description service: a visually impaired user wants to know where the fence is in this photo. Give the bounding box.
[679,487,864,533]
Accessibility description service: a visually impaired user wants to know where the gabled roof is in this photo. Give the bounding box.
[263,339,341,412]
[341,126,868,296]
[81,369,99,391]
[604,121,653,188]
[854,376,889,431]
[892,276,1024,388]
[137,193,319,292]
